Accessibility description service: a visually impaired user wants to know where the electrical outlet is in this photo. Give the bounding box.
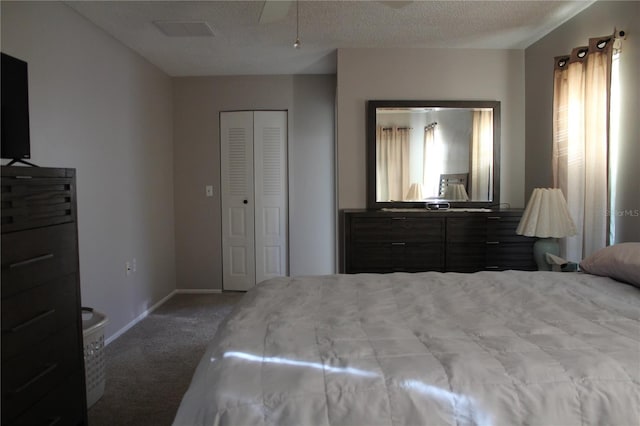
[126,261,132,276]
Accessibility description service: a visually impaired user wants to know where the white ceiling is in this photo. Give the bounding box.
[65,0,595,77]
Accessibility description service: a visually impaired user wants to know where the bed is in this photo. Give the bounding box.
[174,247,640,425]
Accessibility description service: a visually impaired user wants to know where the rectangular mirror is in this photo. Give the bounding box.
[367,100,500,209]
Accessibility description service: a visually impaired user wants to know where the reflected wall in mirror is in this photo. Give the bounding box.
[367,100,500,209]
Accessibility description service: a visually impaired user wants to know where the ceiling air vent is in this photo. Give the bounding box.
[153,21,214,37]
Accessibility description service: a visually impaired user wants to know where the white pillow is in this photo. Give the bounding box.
[580,243,640,287]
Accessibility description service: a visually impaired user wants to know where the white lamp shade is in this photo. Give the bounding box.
[516,188,577,238]
[405,183,424,200]
[444,183,469,201]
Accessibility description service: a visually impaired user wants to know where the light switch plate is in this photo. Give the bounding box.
[205,185,214,197]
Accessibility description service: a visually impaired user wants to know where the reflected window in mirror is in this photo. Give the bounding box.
[367,100,500,209]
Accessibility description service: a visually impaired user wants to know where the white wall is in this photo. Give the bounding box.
[1,2,176,341]
[336,48,526,209]
[525,0,640,242]
[173,75,335,290]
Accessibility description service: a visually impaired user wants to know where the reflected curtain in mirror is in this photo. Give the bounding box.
[552,35,613,260]
[422,124,441,198]
[471,110,493,200]
[376,126,411,201]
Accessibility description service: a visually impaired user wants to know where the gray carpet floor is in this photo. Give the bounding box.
[88,292,243,426]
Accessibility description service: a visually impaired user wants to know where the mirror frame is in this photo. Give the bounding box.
[366,100,501,209]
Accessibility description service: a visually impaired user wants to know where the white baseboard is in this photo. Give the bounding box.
[104,290,177,346]
[103,288,224,346]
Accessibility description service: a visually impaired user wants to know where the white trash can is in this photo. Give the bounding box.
[82,308,108,408]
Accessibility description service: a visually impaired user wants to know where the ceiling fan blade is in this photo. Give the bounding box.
[259,0,293,24]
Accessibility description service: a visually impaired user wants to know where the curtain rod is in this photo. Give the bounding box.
[381,126,412,131]
[424,122,437,130]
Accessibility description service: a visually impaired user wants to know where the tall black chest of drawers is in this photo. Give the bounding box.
[1,166,88,426]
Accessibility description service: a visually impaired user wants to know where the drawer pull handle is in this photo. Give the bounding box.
[47,417,62,426]
[487,216,502,220]
[12,363,58,394]
[391,242,406,246]
[486,266,500,270]
[9,253,54,269]
[392,217,407,220]
[10,309,56,333]
[24,191,71,201]
[486,241,500,245]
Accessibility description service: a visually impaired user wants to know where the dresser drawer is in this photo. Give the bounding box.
[349,243,393,273]
[8,371,85,426]
[2,274,79,361]
[486,243,537,271]
[486,215,531,243]
[392,242,444,272]
[349,216,445,243]
[1,171,76,234]
[348,242,445,273]
[1,325,82,423]
[446,243,486,272]
[390,217,444,242]
[446,217,486,243]
[1,223,78,298]
[350,218,392,242]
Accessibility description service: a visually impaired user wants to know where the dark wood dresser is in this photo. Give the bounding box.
[1,166,88,426]
[341,209,536,274]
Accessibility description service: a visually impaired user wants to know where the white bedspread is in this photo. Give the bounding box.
[174,271,640,426]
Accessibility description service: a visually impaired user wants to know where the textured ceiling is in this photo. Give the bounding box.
[65,0,595,76]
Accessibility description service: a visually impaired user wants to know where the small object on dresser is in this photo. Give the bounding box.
[427,202,450,210]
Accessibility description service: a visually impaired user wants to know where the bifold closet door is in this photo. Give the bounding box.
[220,111,287,291]
[221,111,255,291]
[253,111,288,285]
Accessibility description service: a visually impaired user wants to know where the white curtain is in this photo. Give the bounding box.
[552,36,613,260]
[470,110,493,201]
[376,126,410,201]
[422,125,440,198]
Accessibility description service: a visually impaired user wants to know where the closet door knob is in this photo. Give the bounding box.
[243,200,248,204]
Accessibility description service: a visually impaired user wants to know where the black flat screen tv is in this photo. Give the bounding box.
[1,52,31,162]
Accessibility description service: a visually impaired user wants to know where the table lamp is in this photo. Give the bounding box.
[405,183,424,201]
[443,183,469,201]
[516,188,577,270]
